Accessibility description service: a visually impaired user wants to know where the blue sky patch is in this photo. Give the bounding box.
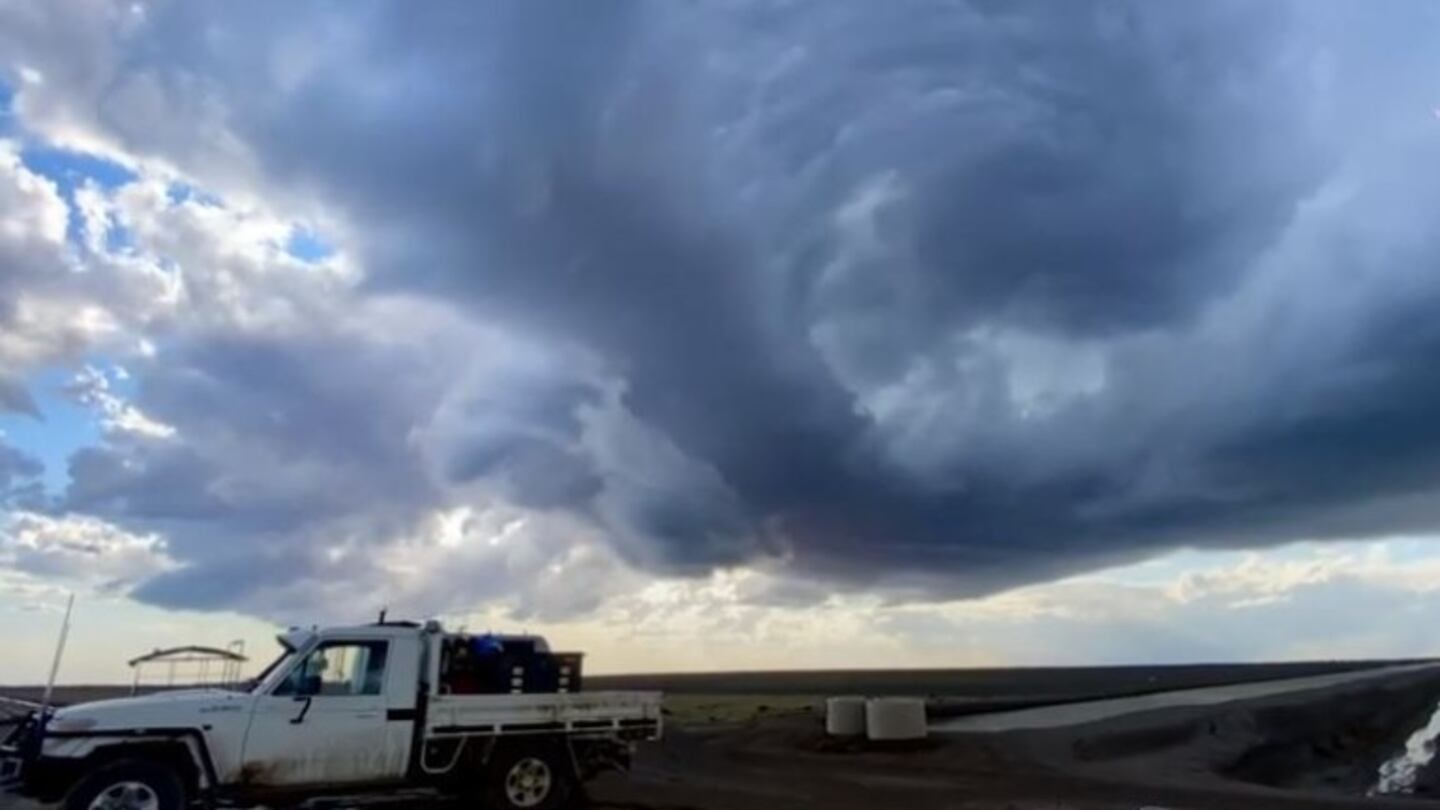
[167,180,223,208]
[104,220,137,254]
[0,367,105,495]
[21,145,138,247]
[21,145,137,193]
[286,227,336,262]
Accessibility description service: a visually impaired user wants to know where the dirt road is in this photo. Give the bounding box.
[933,661,1440,733]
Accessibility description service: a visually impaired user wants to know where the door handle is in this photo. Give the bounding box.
[290,697,313,725]
[356,712,379,719]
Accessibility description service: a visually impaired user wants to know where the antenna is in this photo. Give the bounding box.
[378,607,388,624]
[40,593,76,718]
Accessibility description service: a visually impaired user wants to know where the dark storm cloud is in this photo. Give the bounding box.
[57,313,457,605]
[19,0,1440,604]
[133,544,319,611]
[0,436,42,511]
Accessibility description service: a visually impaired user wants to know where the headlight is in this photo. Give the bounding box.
[49,716,97,733]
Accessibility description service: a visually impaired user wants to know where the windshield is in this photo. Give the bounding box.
[248,642,296,694]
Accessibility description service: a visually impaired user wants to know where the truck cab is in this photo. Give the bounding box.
[229,623,421,787]
[3,620,661,810]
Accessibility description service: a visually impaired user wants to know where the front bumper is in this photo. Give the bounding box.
[2,714,33,778]
[2,713,58,800]
[0,749,22,788]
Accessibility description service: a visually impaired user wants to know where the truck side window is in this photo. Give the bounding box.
[274,641,389,697]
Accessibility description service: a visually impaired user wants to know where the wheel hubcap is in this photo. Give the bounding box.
[504,757,553,808]
[87,781,159,810]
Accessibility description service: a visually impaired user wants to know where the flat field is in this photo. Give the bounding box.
[5,659,1439,810]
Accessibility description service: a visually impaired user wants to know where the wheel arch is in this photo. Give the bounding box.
[47,730,216,796]
[485,735,581,779]
[78,741,202,794]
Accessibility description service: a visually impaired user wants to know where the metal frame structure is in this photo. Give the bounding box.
[128,641,247,695]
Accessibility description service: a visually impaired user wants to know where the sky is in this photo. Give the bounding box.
[4,0,1440,684]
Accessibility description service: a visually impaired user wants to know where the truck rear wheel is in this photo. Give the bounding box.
[485,743,573,810]
[63,759,186,810]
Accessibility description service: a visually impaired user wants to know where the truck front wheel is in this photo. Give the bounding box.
[485,743,573,810]
[63,759,186,810]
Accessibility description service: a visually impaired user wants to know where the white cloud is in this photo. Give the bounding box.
[452,539,1440,672]
[65,364,175,439]
[0,510,175,599]
[0,142,67,243]
[0,143,177,373]
[0,1,146,164]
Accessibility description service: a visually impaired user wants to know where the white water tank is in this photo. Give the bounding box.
[825,696,867,736]
[866,697,927,741]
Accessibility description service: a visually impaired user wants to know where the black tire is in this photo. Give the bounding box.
[484,742,574,810]
[63,758,186,810]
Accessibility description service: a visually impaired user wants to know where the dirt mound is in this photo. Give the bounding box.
[1041,666,1440,800]
[1222,682,1440,794]
[1414,755,1440,797]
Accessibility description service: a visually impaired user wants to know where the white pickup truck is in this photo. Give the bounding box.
[2,620,662,810]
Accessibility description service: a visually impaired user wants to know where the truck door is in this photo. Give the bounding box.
[239,639,410,787]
